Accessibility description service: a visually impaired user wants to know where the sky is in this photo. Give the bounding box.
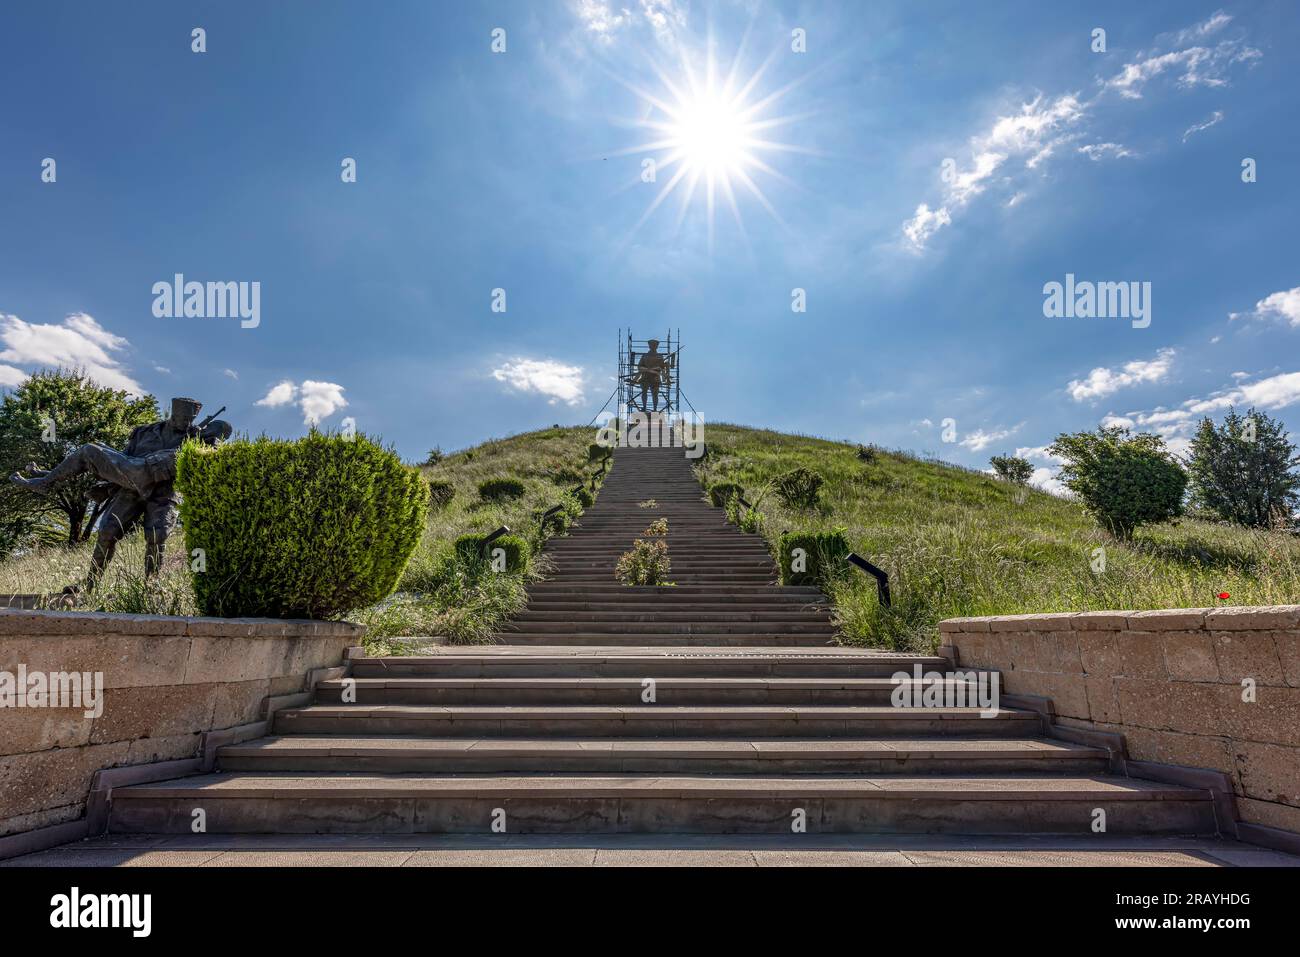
[1,1,1297,492]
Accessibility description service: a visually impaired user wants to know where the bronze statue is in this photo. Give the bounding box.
[634,339,668,412]
[9,397,232,591]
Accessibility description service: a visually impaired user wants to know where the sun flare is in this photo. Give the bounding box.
[609,45,809,246]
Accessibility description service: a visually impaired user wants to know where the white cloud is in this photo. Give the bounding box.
[0,312,143,394]
[1231,286,1300,327]
[959,423,1022,452]
[1016,444,1065,466]
[255,379,348,425]
[903,94,1085,252]
[573,0,683,44]
[492,358,586,407]
[902,203,952,251]
[298,381,348,425]
[900,13,1260,252]
[153,364,172,375]
[1077,142,1135,161]
[1066,348,1175,402]
[1028,466,1068,497]
[1183,110,1224,142]
[256,380,298,408]
[0,365,27,388]
[223,368,239,380]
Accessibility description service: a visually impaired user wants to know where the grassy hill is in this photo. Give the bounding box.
[4,422,1298,653]
[699,423,1300,651]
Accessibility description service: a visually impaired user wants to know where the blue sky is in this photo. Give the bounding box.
[1,1,1297,489]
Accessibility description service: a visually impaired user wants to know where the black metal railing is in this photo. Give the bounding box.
[846,552,891,607]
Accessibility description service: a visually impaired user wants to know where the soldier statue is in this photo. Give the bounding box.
[9,397,232,592]
[633,339,669,413]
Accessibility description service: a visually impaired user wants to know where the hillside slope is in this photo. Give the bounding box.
[698,423,1300,650]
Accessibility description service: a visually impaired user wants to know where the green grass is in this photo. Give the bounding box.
[7,421,1296,656]
[1,425,603,652]
[696,423,1300,653]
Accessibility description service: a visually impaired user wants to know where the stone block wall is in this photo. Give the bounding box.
[941,606,1300,835]
[0,609,360,837]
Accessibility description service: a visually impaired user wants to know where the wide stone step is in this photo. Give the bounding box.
[514,611,831,623]
[313,676,993,706]
[272,704,1043,737]
[217,735,1111,775]
[352,651,944,678]
[107,772,1216,835]
[501,621,835,635]
[488,633,838,646]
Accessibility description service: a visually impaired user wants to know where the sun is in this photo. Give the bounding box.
[608,44,809,247]
[669,89,751,176]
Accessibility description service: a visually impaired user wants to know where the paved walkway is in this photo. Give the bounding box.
[6,833,1298,867]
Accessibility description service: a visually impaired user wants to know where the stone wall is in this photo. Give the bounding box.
[940,606,1300,836]
[0,609,360,838]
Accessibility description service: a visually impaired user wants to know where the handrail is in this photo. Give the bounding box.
[479,525,511,558]
[846,552,891,608]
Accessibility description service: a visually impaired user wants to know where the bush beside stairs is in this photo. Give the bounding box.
[108,446,1219,837]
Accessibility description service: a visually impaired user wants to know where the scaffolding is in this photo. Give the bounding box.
[618,328,680,418]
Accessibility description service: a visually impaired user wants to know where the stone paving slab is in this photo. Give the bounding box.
[7,832,1299,867]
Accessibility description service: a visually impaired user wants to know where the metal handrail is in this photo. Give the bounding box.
[846,552,891,607]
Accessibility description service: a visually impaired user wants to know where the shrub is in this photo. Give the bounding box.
[176,433,428,619]
[427,479,455,510]
[774,467,824,509]
[424,446,444,466]
[779,529,850,586]
[454,532,530,572]
[990,455,1034,485]
[615,538,671,586]
[572,486,595,509]
[856,445,877,463]
[478,476,527,501]
[1187,408,1300,528]
[709,482,744,507]
[588,442,611,462]
[638,499,657,509]
[643,518,669,536]
[1049,427,1187,539]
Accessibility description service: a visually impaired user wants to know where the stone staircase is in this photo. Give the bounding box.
[106,445,1219,836]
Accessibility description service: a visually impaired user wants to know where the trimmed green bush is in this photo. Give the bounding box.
[779,529,850,586]
[478,477,526,501]
[176,433,428,619]
[709,482,744,508]
[454,532,530,572]
[427,479,455,510]
[774,467,824,509]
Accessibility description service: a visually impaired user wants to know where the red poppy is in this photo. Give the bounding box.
[1217,592,1231,600]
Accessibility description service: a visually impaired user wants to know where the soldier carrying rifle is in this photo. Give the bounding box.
[9,397,232,593]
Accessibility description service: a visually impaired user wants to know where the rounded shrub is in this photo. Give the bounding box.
[175,433,429,619]
[478,477,527,501]
[708,482,744,508]
[454,532,530,572]
[1049,428,1187,539]
[779,529,850,586]
[774,467,824,510]
[427,479,455,510]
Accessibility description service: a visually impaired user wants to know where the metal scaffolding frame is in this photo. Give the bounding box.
[618,328,680,418]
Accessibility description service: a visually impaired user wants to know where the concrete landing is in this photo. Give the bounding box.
[6,833,1298,867]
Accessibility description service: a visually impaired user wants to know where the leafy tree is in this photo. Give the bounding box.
[1048,427,1186,539]
[990,455,1034,485]
[1186,407,1300,528]
[0,369,158,546]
